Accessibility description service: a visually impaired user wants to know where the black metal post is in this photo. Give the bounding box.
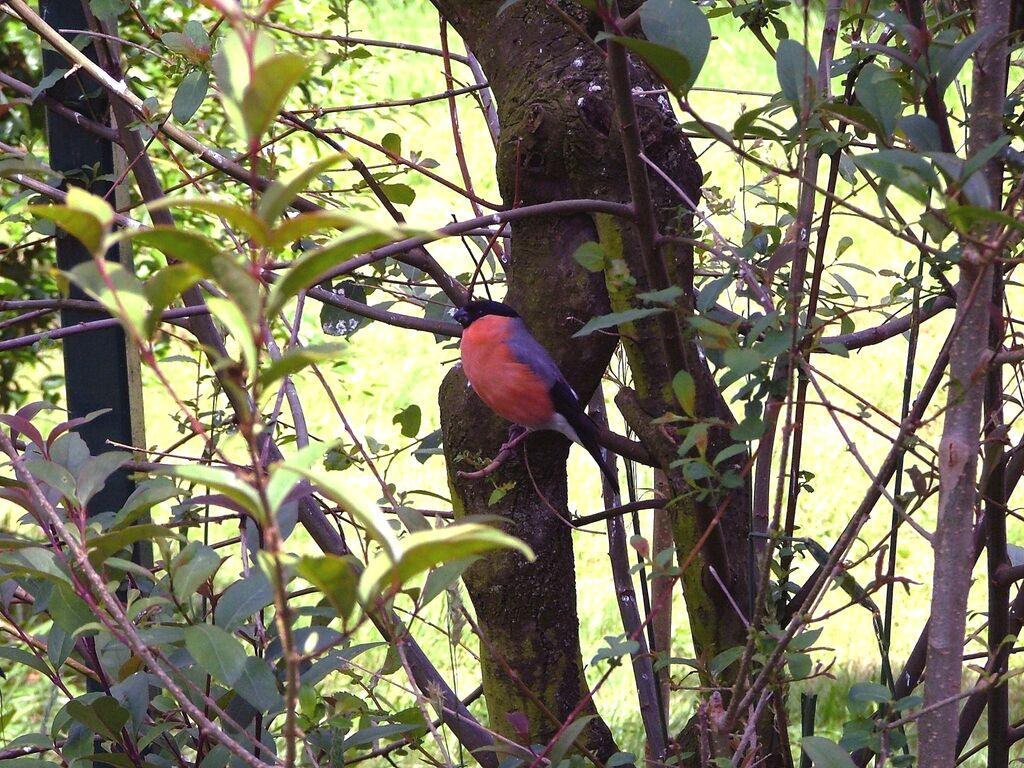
[39,1,138,516]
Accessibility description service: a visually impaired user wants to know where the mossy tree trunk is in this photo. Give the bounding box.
[437,1,767,762]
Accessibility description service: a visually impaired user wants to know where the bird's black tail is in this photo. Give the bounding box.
[551,380,620,496]
[586,437,621,496]
[571,411,621,496]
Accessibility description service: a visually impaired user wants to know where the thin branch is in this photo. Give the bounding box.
[821,296,956,351]
[0,70,120,141]
[590,387,667,760]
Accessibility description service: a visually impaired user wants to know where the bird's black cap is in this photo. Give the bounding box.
[454,300,519,328]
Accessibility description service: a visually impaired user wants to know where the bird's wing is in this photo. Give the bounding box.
[551,377,620,493]
[505,319,574,391]
[504,319,619,492]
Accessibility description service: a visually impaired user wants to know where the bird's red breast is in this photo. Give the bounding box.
[460,315,555,429]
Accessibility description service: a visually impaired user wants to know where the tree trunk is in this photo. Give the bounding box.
[436,1,760,761]
[919,0,1009,762]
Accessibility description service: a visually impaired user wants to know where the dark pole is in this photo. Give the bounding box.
[39,4,142,528]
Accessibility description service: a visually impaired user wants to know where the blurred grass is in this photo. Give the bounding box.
[2,0,1022,763]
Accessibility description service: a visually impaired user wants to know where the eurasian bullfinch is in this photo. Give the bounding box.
[454,299,619,494]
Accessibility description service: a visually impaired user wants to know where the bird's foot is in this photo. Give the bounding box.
[457,452,510,480]
[498,424,530,454]
[456,426,530,481]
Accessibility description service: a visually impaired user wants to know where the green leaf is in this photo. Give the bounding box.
[789,626,824,651]
[897,115,941,152]
[257,154,347,225]
[267,227,399,317]
[0,646,54,679]
[48,622,75,668]
[697,274,733,312]
[672,370,696,417]
[233,656,283,711]
[380,183,415,206]
[161,464,264,519]
[723,347,764,378]
[381,132,402,156]
[184,20,210,51]
[122,226,219,266]
[818,341,849,357]
[710,645,744,677]
[286,467,402,559]
[572,241,605,272]
[258,343,345,392]
[113,477,179,528]
[171,70,209,124]
[592,634,641,664]
[76,451,130,506]
[144,198,271,247]
[639,0,711,93]
[66,696,129,742]
[1007,543,1024,568]
[788,652,812,679]
[215,571,274,630]
[66,260,147,339]
[638,285,685,304]
[547,715,596,767]
[360,523,534,602]
[25,459,78,503]
[266,210,363,250]
[935,25,993,96]
[27,68,66,102]
[170,542,222,603]
[601,35,691,96]
[680,422,709,456]
[296,554,359,622]
[572,307,666,337]
[801,736,856,768]
[730,415,765,441]
[320,282,371,338]
[264,440,335,517]
[86,524,182,567]
[393,404,421,438]
[30,187,113,255]
[342,722,424,750]
[143,263,202,338]
[776,39,817,110]
[855,64,901,137]
[162,32,192,54]
[212,28,264,103]
[185,623,247,685]
[414,428,443,464]
[241,53,307,142]
[90,0,128,21]
[208,296,258,376]
[607,753,637,768]
[961,135,1010,182]
[854,150,939,204]
[48,583,97,635]
[848,681,892,705]
[419,555,478,605]
[0,547,70,585]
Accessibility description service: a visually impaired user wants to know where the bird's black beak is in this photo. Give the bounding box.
[454,308,469,327]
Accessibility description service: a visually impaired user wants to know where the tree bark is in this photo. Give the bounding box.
[436,2,635,757]
[918,0,1009,764]
[436,1,758,761]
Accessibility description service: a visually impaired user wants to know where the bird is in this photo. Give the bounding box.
[453,299,619,494]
